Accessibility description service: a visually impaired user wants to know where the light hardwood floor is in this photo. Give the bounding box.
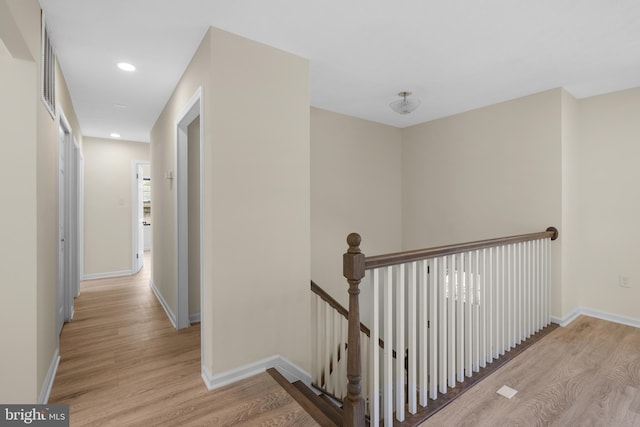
[49,254,318,427]
[420,315,640,427]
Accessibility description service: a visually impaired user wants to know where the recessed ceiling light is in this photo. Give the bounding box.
[110,133,121,138]
[117,62,136,72]
[114,103,128,109]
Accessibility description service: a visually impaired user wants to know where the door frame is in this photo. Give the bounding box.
[57,108,78,333]
[175,87,203,331]
[131,160,150,273]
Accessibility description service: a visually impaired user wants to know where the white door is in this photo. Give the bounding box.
[57,126,66,335]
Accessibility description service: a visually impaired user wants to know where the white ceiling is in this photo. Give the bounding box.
[39,0,640,143]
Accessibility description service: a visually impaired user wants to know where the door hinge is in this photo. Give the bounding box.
[136,253,139,259]
[136,173,139,179]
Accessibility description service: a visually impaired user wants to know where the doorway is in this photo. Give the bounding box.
[176,88,203,331]
[132,160,150,273]
[57,111,80,335]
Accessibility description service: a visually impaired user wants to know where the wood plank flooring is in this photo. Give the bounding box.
[419,315,640,427]
[49,254,318,427]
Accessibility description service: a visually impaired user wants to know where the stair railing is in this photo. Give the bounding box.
[343,227,558,427]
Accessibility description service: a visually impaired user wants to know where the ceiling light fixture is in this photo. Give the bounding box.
[117,62,136,72]
[390,91,420,115]
[110,133,121,138]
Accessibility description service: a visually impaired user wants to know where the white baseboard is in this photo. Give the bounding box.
[201,355,311,391]
[552,306,640,328]
[38,349,60,404]
[189,312,201,324]
[149,279,177,329]
[83,269,133,281]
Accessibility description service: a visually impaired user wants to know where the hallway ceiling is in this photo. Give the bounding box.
[39,0,640,142]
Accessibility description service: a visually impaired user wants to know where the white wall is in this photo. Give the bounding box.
[564,88,640,320]
[83,137,149,276]
[311,107,403,308]
[402,89,563,316]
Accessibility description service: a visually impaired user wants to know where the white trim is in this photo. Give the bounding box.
[175,86,203,331]
[552,306,640,328]
[189,312,201,323]
[149,279,177,329]
[38,349,60,404]
[83,270,134,281]
[201,355,311,391]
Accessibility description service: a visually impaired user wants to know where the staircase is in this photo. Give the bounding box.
[267,368,343,427]
[307,227,560,426]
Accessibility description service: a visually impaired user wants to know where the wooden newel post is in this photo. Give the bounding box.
[343,233,366,427]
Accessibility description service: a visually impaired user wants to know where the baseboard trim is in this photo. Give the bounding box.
[38,349,60,404]
[149,279,177,329]
[83,270,133,281]
[552,306,640,328]
[189,312,201,324]
[201,355,311,391]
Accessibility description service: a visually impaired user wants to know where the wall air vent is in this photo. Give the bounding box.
[41,12,56,119]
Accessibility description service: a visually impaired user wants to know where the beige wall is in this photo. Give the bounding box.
[151,27,311,377]
[311,107,403,307]
[402,89,564,316]
[0,25,38,404]
[565,88,640,319]
[0,0,82,402]
[560,89,580,315]
[150,27,210,338]
[83,137,149,276]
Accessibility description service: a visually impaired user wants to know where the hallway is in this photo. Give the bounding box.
[49,255,317,426]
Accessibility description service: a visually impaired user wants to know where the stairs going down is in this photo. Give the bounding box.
[266,368,343,426]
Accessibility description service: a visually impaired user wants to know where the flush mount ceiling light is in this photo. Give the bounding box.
[117,62,136,72]
[110,133,121,138]
[390,91,421,115]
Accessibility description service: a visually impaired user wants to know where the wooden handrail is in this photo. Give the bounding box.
[365,226,558,270]
[311,281,371,337]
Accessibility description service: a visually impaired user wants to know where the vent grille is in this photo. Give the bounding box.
[41,12,56,118]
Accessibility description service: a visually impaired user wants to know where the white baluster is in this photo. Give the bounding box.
[370,268,380,426]
[395,264,405,422]
[508,244,513,349]
[325,303,333,393]
[312,294,318,385]
[447,255,456,388]
[479,248,487,368]
[456,253,464,383]
[498,245,505,356]
[429,258,438,400]
[438,256,447,394]
[384,266,393,427]
[489,246,496,362]
[408,261,417,414]
[545,238,551,325]
[465,251,472,377]
[419,259,429,407]
[516,242,522,345]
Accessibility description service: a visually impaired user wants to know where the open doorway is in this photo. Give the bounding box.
[176,88,203,331]
[132,160,151,273]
